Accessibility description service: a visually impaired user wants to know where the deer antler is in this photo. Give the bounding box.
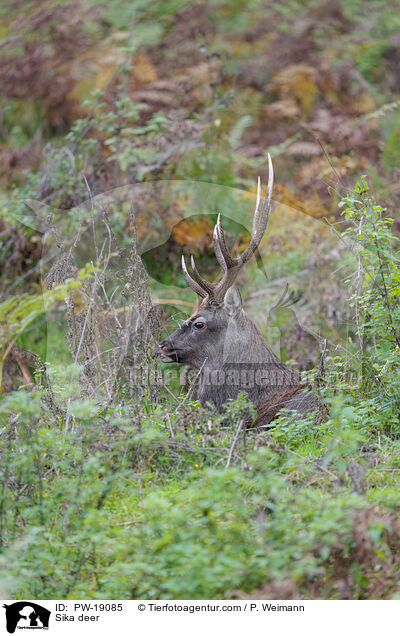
[182,153,274,306]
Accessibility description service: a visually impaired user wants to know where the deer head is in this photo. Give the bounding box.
[160,156,301,412]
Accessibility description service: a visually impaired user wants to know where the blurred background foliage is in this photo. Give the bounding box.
[1,0,400,600]
[3,0,400,365]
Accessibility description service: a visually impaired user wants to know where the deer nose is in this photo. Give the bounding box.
[159,339,173,354]
[159,339,178,362]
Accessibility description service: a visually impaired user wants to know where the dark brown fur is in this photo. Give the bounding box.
[160,287,317,426]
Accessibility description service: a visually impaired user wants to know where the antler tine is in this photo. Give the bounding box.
[251,175,262,238]
[266,152,274,212]
[215,215,236,268]
[213,224,228,271]
[181,255,208,299]
[240,152,273,265]
[190,255,215,296]
[181,155,274,306]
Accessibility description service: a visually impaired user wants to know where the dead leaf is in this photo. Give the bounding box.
[269,64,319,115]
[133,53,157,84]
[275,184,330,218]
[308,108,334,134]
[347,92,375,114]
[263,99,300,119]
[287,141,322,156]
[172,216,213,250]
[129,90,177,107]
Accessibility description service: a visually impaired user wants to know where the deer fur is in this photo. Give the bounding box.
[160,287,316,426]
[159,156,317,426]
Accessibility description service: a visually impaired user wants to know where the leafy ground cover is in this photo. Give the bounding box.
[1,0,400,599]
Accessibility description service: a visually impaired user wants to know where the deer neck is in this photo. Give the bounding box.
[198,313,300,411]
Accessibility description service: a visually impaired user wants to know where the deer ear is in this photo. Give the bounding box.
[224,286,242,317]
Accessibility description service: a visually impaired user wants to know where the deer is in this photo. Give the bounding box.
[159,155,318,426]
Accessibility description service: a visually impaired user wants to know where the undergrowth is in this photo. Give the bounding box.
[1,177,400,600]
[1,0,400,600]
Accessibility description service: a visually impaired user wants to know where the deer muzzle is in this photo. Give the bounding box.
[159,339,180,363]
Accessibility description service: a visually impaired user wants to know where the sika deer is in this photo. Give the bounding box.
[160,156,317,426]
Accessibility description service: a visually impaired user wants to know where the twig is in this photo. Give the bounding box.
[175,359,207,411]
[166,413,175,438]
[83,173,99,264]
[225,420,244,471]
[300,122,345,188]
[285,447,338,480]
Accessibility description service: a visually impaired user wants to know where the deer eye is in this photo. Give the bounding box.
[193,320,206,330]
